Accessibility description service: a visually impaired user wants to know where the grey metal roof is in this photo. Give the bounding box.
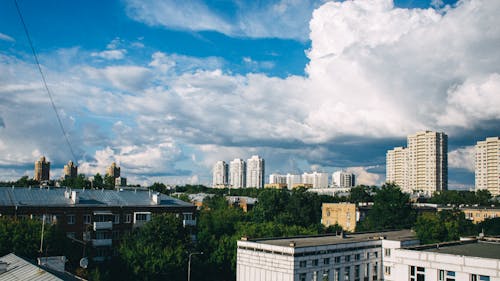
[0,253,64,281]
[0,187,193,208]
[250,229,417,248]
[421,241,500,260]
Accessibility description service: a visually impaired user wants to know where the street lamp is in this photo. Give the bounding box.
[187,251,203,281]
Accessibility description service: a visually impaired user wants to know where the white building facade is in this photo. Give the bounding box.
[246,155,265,188]
[332,171,356,188]
[302,172,329,188]
[270,174,287,185]
[386,147,409,191]
[286,174,302,189]
[230,158,247,188]
[213,160,229,187]
[476,137,500,197]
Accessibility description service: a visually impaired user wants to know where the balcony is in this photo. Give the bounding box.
[93,221,113,231]
[183,219,196,227]
[92,239,112,247]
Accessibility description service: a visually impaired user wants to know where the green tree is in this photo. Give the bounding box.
[476,217,500,236]
[103,174,115,189]
[92,173,104,189]
[119,214,192,281]
[414,209,475,244]
[358,183,414,231]
[349,185,374,203]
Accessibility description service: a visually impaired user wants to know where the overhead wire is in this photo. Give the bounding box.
[14,0,78,162]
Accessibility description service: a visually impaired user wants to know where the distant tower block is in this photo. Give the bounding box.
[63,160,78,179]
[34,156,50,182]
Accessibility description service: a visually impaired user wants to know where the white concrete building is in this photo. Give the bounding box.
[332,171,356,188]
[237,229,418,281]
[386,147,408,191]
[230,158,246,188]
[246,155,265,188]
[286,174,302,189]
[213,160,229,187]
[476,137,500,197]
[270,174,287,185]
[302,172,329,189]
[386,238,500,281]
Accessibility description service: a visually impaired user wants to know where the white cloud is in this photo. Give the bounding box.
[124,0,319,40]
[0,33,14,42]
[448,146,475,172]
[84,65,151,92]
[345,166,381,186]
[91,49,127,60]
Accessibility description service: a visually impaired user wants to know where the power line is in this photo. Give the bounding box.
[14,0,78,162]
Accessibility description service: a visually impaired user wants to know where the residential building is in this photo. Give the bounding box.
[286,174,302,190]
[63,160,77,179]
[302,172,329,188]
[0,253,77,281]
[321,203,371,232]
[269,173,287,185]
[407,131,448,195]
[386,238,500,281]
[230,158,246,188]
[386,146,408,190]
[237,229,419,281]
[226,196,258,213]
[476,137,500,197]
[0,187,196,262]
[264,183,287,189]
[114,177,127,187]
[446,206,500,224]
[106,162,120,179]
[386,131,447,195]
[213,160,229,188]
[246,155,265,188]
[34,156,50,182]
[332,171,356,188]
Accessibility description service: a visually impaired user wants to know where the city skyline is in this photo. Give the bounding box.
[0,0,499,188]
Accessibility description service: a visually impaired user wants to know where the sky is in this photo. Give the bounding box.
[0,0,499,188]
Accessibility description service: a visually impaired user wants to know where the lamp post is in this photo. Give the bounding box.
[187,251,203,281]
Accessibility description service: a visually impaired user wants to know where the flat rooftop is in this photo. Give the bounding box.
[418,241,500,260]
[248,229,416,248]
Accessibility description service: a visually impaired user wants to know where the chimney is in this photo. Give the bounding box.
[152,193,161,205]
[289,241,296,247]
[71,191,79,204]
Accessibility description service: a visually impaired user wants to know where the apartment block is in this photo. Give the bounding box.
[213,160,229,188]
[63,160,78,179]
[302,172,329,189]
[476,137,500,197]
[386,147,408,192]
[332,171,356,188]
[246,155,265,188]
[34,156,50,182]
[230,158,247,188]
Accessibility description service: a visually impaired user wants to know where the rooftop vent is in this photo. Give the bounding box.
[152,192,161,205]
[289,241,296,247]
[0,261,7,273]
[71,191,79,204]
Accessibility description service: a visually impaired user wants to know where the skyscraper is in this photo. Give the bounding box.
[285,173,301,189]
[332,171,356,188]
[386,131,447,195]
[246,155,265,188]
[386,147,408,191]
[476,137,500,197]
[34,156,50,182]
[63,160,78,179]
[212,160,229,188]
[230,158,246,188]
[106,162,120,179]
[302,172,329,188]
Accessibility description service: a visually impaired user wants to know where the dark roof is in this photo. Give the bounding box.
[248,229,416,248]
[418,241,500,260]
[0,253,64,281]
[0,187,193,208]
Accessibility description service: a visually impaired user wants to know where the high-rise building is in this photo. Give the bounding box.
[63,160,78,179]
[230,158,246,188]
[386,131,447,195]
[212,161,229,188]
[106,162,121,179]
[302,172,329,188]
[269,174,287,185]
[246,155,265,188]
[332,171,356,188]
[407,131,447,195]
[34,156,50,182]
[386,147,408,190]
[475,137,500,197]
[285,173,301,189]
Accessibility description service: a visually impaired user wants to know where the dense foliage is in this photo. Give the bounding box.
[414,209,475,244]
[428,190,493,206]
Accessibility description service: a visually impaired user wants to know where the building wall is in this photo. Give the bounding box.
[322,203,357,232]
[386,147,408,191]
[461,207,500,223]
[389,246,500,281]
[476,137,500,197]
[247,155,265,188]
[230,159,247,188]
[213,160,229,187]
[34,156,50,181]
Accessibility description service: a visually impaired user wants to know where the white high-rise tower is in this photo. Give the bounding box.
[212,161,228,188]
[476,137,500,196]
[246,155,265,188]
[230,158,246,188]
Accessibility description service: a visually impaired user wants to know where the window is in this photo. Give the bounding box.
[355,265,360,280]
[410,266,425,281]
[334,268,340,281]
[344,266,350,281]
[384,248,391,257]
[113,214,120,224]
[439,270,444,281]
[335,256,341,263]
[299,260,307,268]
[354,254,360,261]
[471,274,477,281]
[323,270,330,281]
[384,266,391,275]
[125,214,132,223]
[446,271,455,281]
[374,252,378,258]
[299,273,307,281]
[312,259,319,266]
[66,214,75,225]
[345,255,350,262]
[373,262,378,281]
[366,252,370,259]
[324,258,330,265]
[83,214,91,224]
[479,276,490,281]
[112,230,120,240]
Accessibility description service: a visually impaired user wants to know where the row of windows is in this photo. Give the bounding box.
[299,253,379,268]
[409,266,490,281]
[299,263,378,281]
[66,213,133,225]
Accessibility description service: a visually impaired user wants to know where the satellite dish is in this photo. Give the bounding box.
[79,257,88,269]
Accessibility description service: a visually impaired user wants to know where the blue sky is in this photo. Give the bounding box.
[0,0,499,188]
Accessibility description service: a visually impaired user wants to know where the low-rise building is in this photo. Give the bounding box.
[227,196,258,212]
[0,187,196,262]
[237,229,418,281]
[387,238,500,281]
[460,207,500,223]
[321,203,371,232]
